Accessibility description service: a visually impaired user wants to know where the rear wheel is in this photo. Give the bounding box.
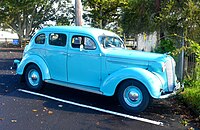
[25,64,43,91]
[118,80,150,113]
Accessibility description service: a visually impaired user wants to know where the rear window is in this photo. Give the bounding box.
[35,34,45,44]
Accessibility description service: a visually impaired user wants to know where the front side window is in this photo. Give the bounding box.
[49,33,67,46]
[84,37,96,50]
[98,36,125,49]
[71,36,96,50]
[35,33,45,44]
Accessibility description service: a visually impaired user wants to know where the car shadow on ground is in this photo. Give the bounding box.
[1,74,181,126]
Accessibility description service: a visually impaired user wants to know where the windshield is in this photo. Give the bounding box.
[98,36,125,49]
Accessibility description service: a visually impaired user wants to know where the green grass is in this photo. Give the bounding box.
[180,85,200,115]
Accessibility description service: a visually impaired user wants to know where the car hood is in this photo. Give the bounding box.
[104,48,167,61]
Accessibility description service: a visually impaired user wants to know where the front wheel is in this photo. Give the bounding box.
[25,64,43,91]
[118,80,150,113]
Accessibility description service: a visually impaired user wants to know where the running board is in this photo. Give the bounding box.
[44,79,103,95]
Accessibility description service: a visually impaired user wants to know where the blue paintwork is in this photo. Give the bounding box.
[67,33,102,87]
[100,67,163,98]
[103,48,167,62]
[17,54,50,80]
[16,26,179,99]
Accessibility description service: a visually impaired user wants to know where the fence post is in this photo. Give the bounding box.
[177,32,185,82]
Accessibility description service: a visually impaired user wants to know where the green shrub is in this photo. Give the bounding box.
[154,39,176,54]
[181,85,200,114]
[181,63,200,115]
[173,37,200,115]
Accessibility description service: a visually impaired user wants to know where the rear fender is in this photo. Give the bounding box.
[17,54,50,80]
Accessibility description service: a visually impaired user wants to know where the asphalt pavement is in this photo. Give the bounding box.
[0,49,199,130]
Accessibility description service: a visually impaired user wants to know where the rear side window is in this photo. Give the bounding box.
[71,36,83,48]
[49,33,67,46]
[35,34,45,44]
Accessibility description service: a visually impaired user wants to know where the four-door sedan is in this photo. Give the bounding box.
[14,26,184,113]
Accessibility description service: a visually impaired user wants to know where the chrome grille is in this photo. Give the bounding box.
[165,59,175,91]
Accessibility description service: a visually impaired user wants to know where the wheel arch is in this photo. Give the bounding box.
[100,67,163,98]
[17,55,51,81]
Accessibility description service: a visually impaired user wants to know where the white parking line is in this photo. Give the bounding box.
[18,89,164,126]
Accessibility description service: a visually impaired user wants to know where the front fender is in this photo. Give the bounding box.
[100,67,163,98]
[17,54,50,80]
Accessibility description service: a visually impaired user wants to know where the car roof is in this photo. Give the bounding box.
[38,26,118,38]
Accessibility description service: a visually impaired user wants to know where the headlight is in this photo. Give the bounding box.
[172,59,176,67]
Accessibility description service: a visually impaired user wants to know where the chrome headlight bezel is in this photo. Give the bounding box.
[162,63,166,72]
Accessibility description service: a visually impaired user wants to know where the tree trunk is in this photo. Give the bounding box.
[75,0,82,26]
[155,0,164,40]
[17,34,23,48]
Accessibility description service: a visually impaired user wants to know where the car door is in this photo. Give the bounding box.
[45,32,68,82]
[67,34,101,88]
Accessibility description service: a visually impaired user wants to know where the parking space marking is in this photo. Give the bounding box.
[18,89,164,126]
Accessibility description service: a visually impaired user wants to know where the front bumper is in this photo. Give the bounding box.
[13,59,21,69]
[159,82,184,99]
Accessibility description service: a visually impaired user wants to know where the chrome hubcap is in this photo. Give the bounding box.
[123,86,143,107]
[128,91,139,101]
[28,69,40,87]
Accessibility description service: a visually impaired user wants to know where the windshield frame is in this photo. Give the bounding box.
[98,35,125,49]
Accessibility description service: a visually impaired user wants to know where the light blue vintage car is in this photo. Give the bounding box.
[14,26,184,113]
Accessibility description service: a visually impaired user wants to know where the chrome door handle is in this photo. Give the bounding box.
[60,52,67,55]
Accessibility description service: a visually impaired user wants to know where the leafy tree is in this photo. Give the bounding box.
[82,0,128,30]
[121,0,200,38]
[121,0,157,36]
[156,0,200,55]
[156,0,200,41]
[0,0,72,44]
[55,2,75,26]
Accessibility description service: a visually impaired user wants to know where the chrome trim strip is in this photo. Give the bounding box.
[165,59,174,91]
[106,59,148,66]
